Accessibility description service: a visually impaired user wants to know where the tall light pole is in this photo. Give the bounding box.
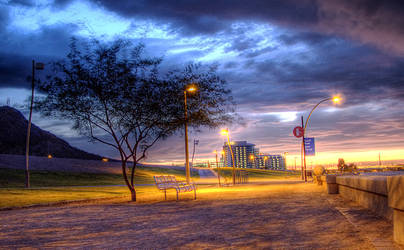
[283,152,289,170]
[25,60,44,188]
[264,156,268,169]
[221,128,236,185]
[184,84,197,184]
[249,154,255,168]
[302,96,340,181]
[214,150,221,186]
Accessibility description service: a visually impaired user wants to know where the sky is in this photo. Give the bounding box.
[1,0,404,167]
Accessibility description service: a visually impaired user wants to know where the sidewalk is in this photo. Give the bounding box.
[0,182,401,249]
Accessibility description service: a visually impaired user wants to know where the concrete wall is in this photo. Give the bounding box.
[387,176,404,245]
[324,173,404,245]
[336,175,392,220]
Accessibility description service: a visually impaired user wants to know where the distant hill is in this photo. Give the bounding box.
[0,106,104,160]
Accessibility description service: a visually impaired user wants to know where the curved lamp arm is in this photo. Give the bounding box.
[304,97,332,136]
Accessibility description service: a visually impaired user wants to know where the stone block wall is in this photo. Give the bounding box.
[324,173,404,245]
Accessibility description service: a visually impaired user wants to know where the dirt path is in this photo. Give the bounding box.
[0,182,401,249]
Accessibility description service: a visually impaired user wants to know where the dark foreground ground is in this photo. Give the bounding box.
[0,182,402,249]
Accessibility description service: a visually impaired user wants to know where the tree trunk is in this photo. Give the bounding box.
[131,188,136,201]
[120,159,136,202]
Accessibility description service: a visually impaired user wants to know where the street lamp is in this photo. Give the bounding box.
[302,95,340,181]
[304,96,340,134]
[213,150,221,186]
[283,152,289,170]
[220,128,236,185]
[25,60,44,188]
[184,84,197,184]
[249,154,255,168]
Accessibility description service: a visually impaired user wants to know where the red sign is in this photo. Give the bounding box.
[293,126,304,138]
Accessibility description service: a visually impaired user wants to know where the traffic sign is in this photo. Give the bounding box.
[304,137,315,156]
[293,126,304,138]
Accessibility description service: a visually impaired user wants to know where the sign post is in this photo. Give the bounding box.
[293,122,305,180]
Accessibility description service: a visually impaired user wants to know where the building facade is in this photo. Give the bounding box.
[255,154,286,170]
[222,141,258,168]
[222,140,285,170]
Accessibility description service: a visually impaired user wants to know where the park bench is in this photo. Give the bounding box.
[153,175,196,201]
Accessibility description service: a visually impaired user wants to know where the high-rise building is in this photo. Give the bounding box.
[221,140,285,170]
[256,154,286,170]
[222,141,258,168]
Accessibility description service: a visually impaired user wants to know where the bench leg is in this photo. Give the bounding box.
[194,189,196,200]
[164,190,167,201]
[176,191,179,201]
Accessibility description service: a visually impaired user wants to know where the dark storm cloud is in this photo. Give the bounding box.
[53,0,318,35]
[64,0,404,56]
[8,0,34,6]
[278,32,331,46]
[0,4,10,30]
[317,0,404,55]
[223,34,404,108]
[0,52,31,88]
[0,23,79,88]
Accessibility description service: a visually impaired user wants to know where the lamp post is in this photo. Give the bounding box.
[25,60,44,188]
[302,96,340,181]
[183,84,197,184]
[220,128,236,185]
[214,150,221,186]
[264,156,268,169]
[249,154,255,168]
[283,152,289,170]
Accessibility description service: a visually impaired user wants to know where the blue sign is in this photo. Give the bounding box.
[304,137,315,156]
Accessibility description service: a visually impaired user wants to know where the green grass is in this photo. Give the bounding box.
[0,168,126,188]
[0,165,200,208]
[135,165,199,180]
[214,167,300,180]
[0,186,131,208]
[0,165,198,189]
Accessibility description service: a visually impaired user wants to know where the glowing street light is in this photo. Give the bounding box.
[301,95,341,181]
[184,84,197,184]
[25,60,45,188]
[220,128,236,185]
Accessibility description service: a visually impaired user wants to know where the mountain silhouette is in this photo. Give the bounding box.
[0,106,104,160]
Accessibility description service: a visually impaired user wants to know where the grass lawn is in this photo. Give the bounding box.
[0,186,130,208]
[0,165,200,209]
[0,165,197,188]
[214,167,301,182]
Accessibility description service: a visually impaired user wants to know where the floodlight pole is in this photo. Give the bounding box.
[184,90,191,184]
[225,130,236,185]
[215,151,221,186]
[25,60,44,188]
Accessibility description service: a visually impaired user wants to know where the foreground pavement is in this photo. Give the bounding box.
[0,182,401,249]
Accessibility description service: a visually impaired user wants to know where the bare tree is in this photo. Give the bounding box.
[36,38,235,201]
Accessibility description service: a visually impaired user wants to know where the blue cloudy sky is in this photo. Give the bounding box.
[1,0,404,166]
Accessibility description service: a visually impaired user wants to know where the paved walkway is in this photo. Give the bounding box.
[0,182,401,249]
